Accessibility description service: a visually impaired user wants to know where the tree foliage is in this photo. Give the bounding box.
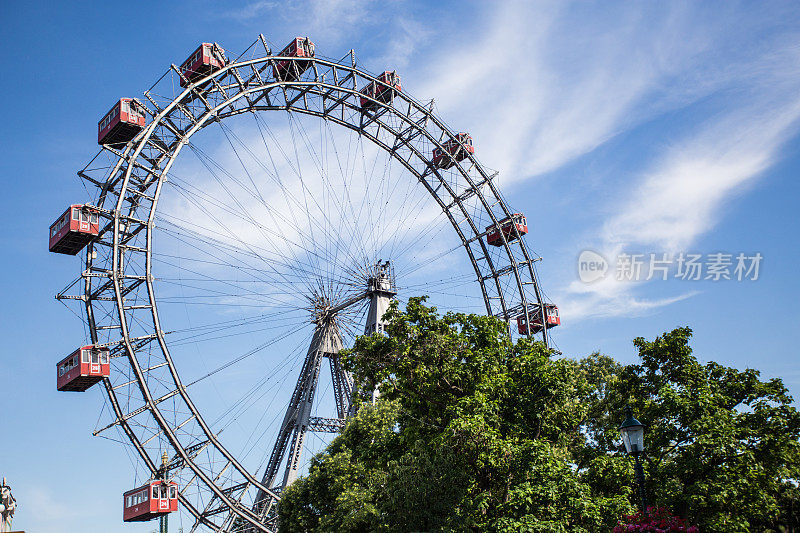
[278,298,800,532]
[279,298,627,531]
[579,327,800,532]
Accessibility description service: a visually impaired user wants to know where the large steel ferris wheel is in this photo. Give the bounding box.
[52,35,558,531]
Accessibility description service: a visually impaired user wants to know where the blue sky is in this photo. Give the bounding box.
[2,1,800,531]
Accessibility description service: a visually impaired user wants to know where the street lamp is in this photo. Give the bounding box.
[619,405,648,513]
[160,451,169,533]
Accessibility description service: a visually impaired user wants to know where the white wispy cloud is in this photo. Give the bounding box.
[580,138,797,314]
[373,15,433,71]
[605,77,800,253]
[305,0,375,43]
[558,35,800,320]
[222,0,276,21]
[224,0,380,49]
[389,1,800,321]
[412,1,730,181]
[203,1,800,322]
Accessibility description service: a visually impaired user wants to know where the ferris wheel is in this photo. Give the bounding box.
[50,35,559,531]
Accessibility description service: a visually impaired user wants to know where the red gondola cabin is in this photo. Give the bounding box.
[273,37,315,81]
[360,71,402,111]
[49,204,100,255]
[179,42,227,87]
[123,480,178,522]
[433,133,474,169]
[56,345,110,392]
[98,98,146,146]
[486,213,528,246]
[517,304,560,335]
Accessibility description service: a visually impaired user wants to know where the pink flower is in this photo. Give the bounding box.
[615,507,699,532]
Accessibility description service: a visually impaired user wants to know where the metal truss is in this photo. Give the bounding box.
[58,33,553,532]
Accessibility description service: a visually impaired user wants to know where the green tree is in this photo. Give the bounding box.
[578,327,800,532]
[279,298,628,532]
[278,301,800,532]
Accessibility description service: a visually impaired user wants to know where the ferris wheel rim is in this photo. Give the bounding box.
[77,36,549,532]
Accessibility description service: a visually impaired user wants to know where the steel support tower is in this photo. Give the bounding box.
[253,261,396,511]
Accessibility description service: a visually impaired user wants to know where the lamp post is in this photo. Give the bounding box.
[619,405,648,513]
[160,451,169,533]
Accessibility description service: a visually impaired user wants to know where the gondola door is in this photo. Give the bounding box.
[158,484,170,511]
[78,209,90,233]
[89,348,100,375]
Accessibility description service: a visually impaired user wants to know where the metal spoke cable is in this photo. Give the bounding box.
[181,142,322,293]
[153,221,333,292]
[184,324,308,388]
[215,119,323,279]
[157,184,360,289]
[163,164,321,297]
[289,113,371,276]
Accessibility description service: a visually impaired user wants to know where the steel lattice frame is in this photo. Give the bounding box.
[59,35,551,532]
